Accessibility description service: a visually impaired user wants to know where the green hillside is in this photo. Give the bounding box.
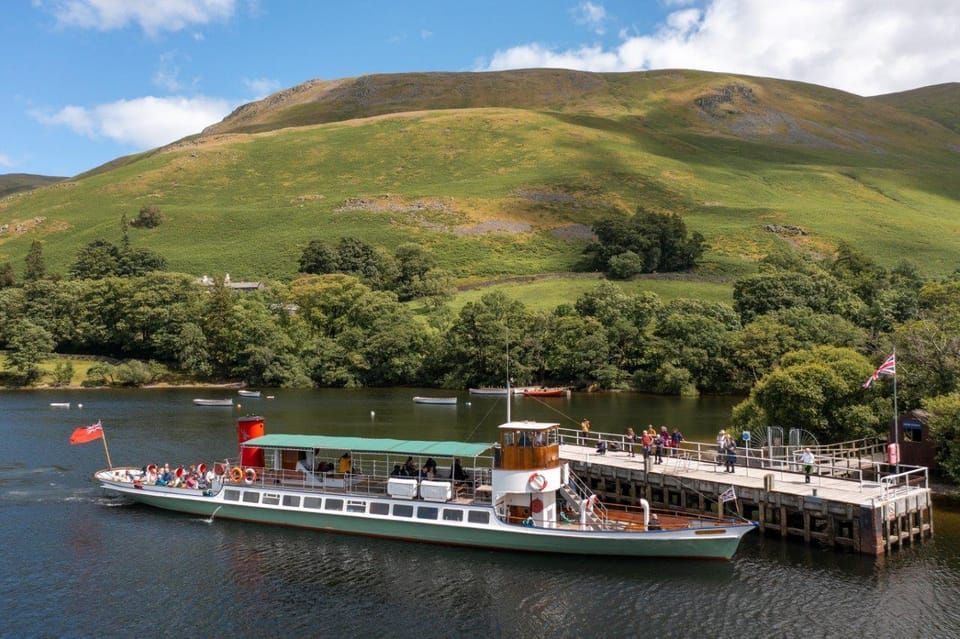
[870,83,960,133]
[2,69,959,288]
[0,173,65,198]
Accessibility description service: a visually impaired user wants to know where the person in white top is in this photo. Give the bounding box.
[800,448,815,484]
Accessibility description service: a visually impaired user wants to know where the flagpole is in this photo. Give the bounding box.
[892,348,899,473]
[100,422,113,469]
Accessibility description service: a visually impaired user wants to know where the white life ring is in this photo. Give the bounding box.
[528,472,548,491]
[585,494,599,511]
[244,468,257,485]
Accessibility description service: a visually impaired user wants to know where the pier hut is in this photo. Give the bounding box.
[558,429,933,555]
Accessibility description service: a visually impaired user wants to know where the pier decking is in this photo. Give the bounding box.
[558,431,933,555]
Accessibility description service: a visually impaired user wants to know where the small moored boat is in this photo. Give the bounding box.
[49,402,71,408]
[237,390,261,398]
[468,387,526,396]
[192,398,233,407]
[413,396,457,405]
[523,387,570,398]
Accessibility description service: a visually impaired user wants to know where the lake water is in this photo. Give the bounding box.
[2,388,959,638]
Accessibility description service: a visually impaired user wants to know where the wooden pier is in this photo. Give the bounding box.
[558,433,933,555]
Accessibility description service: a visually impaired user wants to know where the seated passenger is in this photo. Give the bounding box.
[338,452,352,473]
[451,458,467,482]
[390,464,402,477]
[402,456,417,476]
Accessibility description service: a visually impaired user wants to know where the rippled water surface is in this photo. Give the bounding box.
[2,389,958,638]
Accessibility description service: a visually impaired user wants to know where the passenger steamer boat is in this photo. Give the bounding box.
[93,416,756,559]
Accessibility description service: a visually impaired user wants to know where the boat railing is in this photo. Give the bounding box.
[559,429,928,493]
[219,461,494,504]
[564,469,608,525]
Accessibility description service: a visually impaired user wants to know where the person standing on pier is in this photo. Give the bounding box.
[800,448,815,483]
[716,430,727,466]
[641,427,653,460]
[723,435,738,473]
[579,418,591,445]
[624,427,636,457]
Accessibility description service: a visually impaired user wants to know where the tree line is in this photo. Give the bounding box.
[4,213,960,481]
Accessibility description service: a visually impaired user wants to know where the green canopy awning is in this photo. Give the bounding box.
[242,434,494,458]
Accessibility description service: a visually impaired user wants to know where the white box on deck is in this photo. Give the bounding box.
[387,478,418,499]
[419,480,453,502]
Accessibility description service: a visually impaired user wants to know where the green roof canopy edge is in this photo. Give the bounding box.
[242,434,494,458]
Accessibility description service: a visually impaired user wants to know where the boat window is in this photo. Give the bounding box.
[303,497,323,509]
[242,491,260,504]
[370,502,390,516]
[393,504,414,518]
[283,495,300,508]
[223,489,240,502]
[262,493,280,506]
[417,507,439,520]
[503,431,515,447]
[346,500,366,513]
[467,511,490,524]
[325,499,344,511]
[443,509,464,521]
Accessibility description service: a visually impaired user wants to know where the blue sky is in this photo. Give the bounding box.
[3,0,958,177]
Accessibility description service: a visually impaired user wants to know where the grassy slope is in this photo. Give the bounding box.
[0,173,66,198]
[1,70,958,297]
[870,83,960,133]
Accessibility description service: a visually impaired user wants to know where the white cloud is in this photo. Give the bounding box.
[574,2,608,35]
[421,29,433,40]
[483,0,960,95]
[0,152,13,168]
[32,95,234,149]
[44,0,237,36]
[243,77,281,99]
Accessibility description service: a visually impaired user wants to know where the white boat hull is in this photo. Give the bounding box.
[95,468,755,559]
[193,399,233,406]
[413,396,457,405]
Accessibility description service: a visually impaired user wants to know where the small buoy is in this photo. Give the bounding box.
[237,404,242,409]
[78,403,83,408]
[370,410,375,419]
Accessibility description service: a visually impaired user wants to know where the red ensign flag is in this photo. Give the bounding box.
[70,421,103,445]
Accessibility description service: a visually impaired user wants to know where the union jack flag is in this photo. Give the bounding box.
[863,353,896,389]
[719,486,736,503]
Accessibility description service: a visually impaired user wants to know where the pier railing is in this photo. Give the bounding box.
[559,428,927,495]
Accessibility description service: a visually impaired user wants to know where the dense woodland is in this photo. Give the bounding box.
[4,230,960,480]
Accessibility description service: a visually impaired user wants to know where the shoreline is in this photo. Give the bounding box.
[12,381,247,391]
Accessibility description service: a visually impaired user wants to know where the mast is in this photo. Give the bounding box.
[506,330,511,423]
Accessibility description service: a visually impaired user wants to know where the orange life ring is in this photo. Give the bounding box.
[531,497,544,513]
[197,463,207,475]
[175,466,185,478]
[229,466,243,483]
[528,472,548,491]
[214,463,225,476]
[244,468,257,485]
